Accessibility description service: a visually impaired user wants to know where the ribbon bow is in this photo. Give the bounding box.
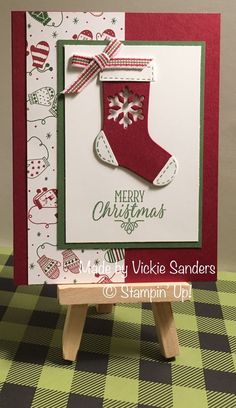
[63,39,152,95]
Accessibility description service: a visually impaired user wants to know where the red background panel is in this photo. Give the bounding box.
[12,11,28,284]
[12,13,220,284]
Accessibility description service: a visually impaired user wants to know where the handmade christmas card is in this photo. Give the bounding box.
[12,12,220,284]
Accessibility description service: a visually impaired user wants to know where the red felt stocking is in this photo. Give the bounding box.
[95,82,177,186]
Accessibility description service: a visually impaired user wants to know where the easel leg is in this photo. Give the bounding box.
[152,302,179,358]
[62,304,88,361]
[96,304,113,314]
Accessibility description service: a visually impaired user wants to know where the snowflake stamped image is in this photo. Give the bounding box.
[108,87,144,129]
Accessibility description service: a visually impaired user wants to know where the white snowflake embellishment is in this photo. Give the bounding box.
[108,87,144,129]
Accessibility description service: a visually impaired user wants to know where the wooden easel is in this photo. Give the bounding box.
[57,282,191,361]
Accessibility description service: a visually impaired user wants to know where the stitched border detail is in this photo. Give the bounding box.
[154,157,178,186]
[95,132,117,166]
[100,65,155,82]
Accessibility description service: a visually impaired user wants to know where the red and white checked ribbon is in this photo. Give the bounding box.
[62,39,152,95]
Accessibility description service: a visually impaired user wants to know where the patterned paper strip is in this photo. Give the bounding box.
[27,12,126,284]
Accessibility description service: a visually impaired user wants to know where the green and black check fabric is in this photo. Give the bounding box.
[0,248,235,408]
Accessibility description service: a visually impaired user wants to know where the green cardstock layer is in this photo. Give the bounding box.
[57,40,205,249]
